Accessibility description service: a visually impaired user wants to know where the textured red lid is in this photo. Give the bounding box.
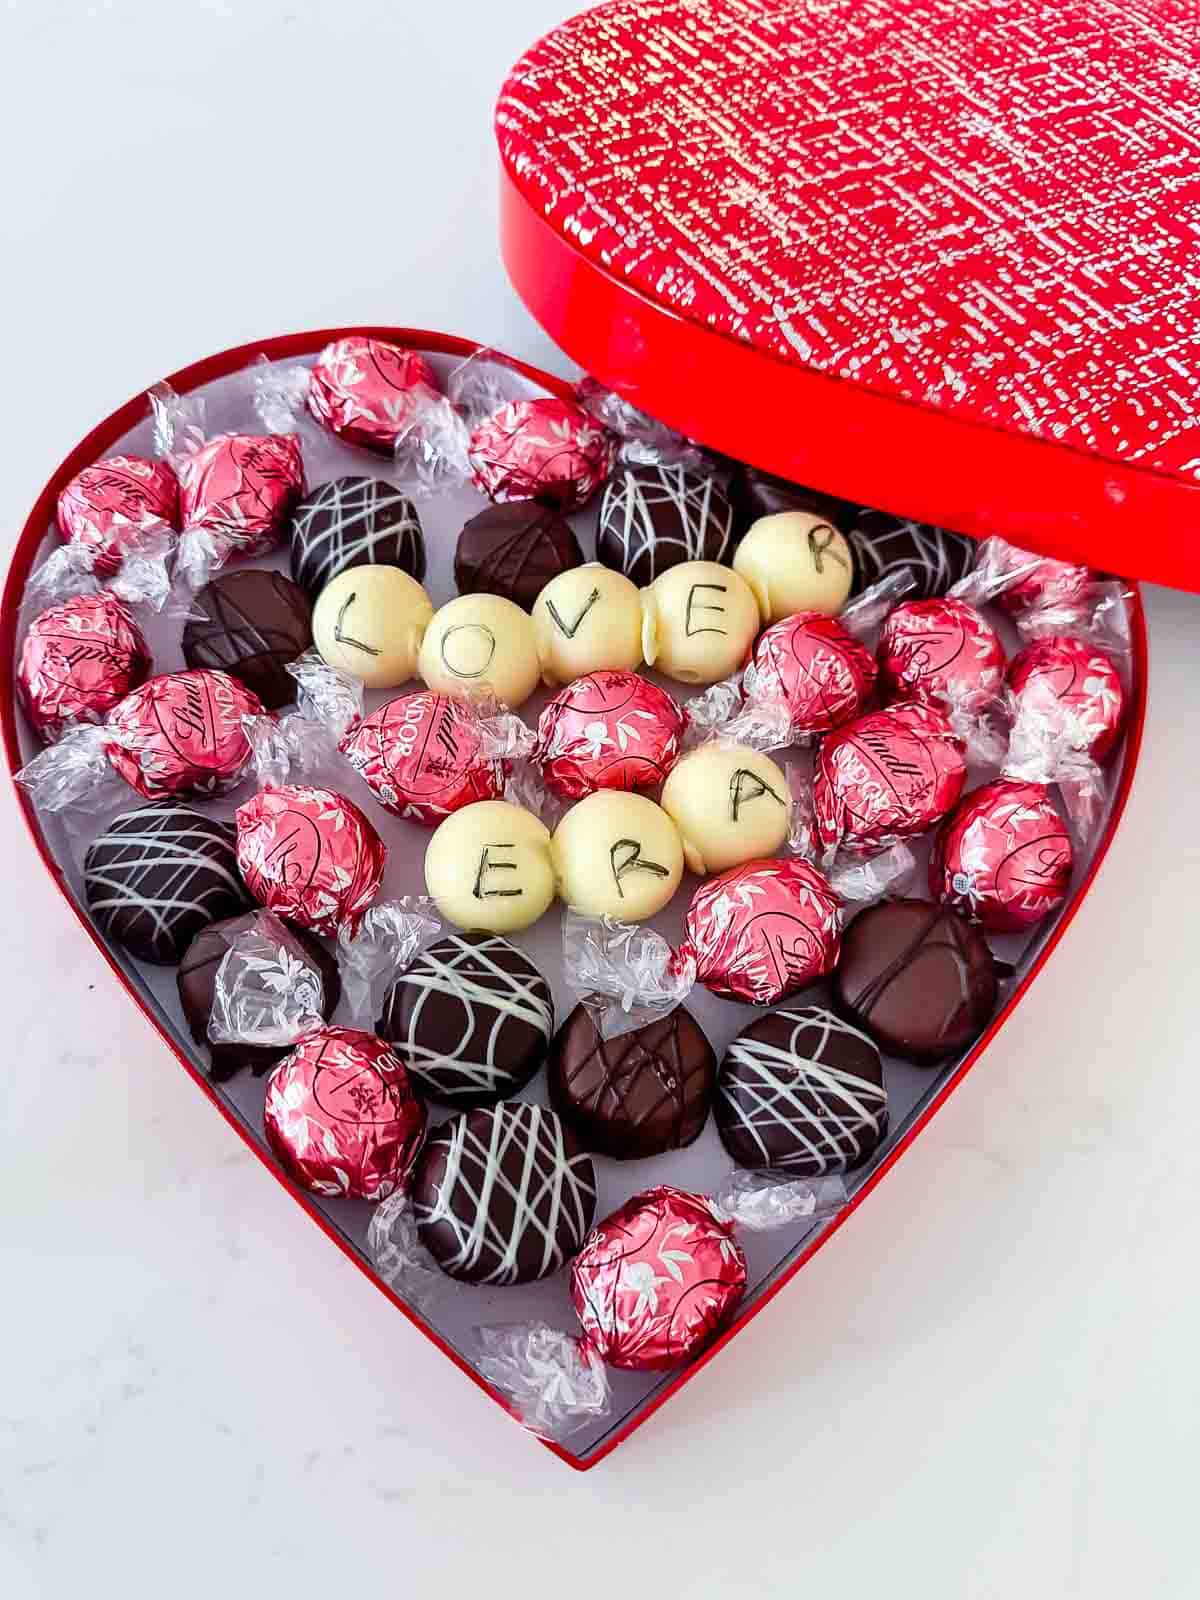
[496,0,1200,591]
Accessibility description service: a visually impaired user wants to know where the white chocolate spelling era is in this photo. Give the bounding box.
[533,564,647,687]
[733,511,854,621]
[550,790,684,922]
[424,800,555,934]
[643,560,761,685]
[660,743,791,875]
[418,593,542,709]
[311,566,433,689]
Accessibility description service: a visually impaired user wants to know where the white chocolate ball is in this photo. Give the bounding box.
[550,790,683,922]
[312,566,433,688]
[533,564,647,687]
[733,511,853,621]
[660,743,791,875]
[418,593,541,709]
[424,800,555,933]
[643,560,761,685]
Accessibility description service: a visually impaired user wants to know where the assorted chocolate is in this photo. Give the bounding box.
[535,670,685,800]
[340,691,506,823]
[177,433,305,556]
[306,337,438,455]
[235,784,385,937]
[182,568,312,710]
[57,454,178,576]
[18,591,151,742]
[597,463,733,585]
[848,510,976,600]
[466,397,614,511]
[290,476,426,597]
[105,669,263,801]
[455,501,583,609]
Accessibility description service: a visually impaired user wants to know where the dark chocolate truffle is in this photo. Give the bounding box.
[376,931,553,1106]
[454,503,583,610]
[597,464,734,585]
[177,912,342,1082]
[832,899,997,1064]
[289,476,426,599]
[182,568,312,709]
[848,509,976,599]
[727,462,856,536]
[548,1004,716,1159]
[84,803,251,965]
[411,1102,597,1285]
[715,1006,887,1175]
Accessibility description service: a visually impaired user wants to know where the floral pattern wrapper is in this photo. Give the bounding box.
[340,692,506,825]
[235,783,386,936]
[748,611,877,738]
[814,701,967,856]
[18,592,151,742]
[467,397,615,511]
[1007,635,1125,762]
[877,597,1005,709]
[177,433,305,557]
[306,336,441,454]
[56,455,178,577]
[104,669,261,800]
[571,1186,747,1371]
[994,552,1092,618]
[535,670,685,800]
[263,1026,426,1200]
[930,777,1073,933]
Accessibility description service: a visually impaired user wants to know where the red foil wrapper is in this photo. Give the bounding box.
[678,857,842,1005]
[815,701,967,855]
[467,398,615,511]
[994,553,1091,618]
[105,669,261,800]
[931,779,1073,932]
[18,592,151,742]
[177,433,305,557]
[340,692,504,825]
[306,336,440,455]
[571,1186,747,1371]
[750,612,877,737]
[56,455,178,576]
[877,597,1005,708]
[1008,635,1125,762]
[236,784,386,936]
[263,1026,426,1200]
[535,671,685,800]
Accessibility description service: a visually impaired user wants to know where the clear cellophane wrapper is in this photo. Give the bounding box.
[207,912,327,1048]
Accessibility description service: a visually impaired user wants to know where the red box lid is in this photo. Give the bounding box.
[496,0,1200,592]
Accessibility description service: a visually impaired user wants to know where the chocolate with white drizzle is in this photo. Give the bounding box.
[597,464,734,585]
[290,476,426,598]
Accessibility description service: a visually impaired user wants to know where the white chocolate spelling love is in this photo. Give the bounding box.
[312,565,433,689]
[660,743,790,875]
[418,593,542,710]
[733,511,853,622]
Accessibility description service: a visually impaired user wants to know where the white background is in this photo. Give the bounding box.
[1,4,1198,1596]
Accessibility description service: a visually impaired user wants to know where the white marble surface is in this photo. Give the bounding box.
[1,3,1198,1595]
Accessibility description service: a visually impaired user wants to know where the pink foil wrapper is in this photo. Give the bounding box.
[306,336,440,454]
[749,611,877,737]
[467,397,615,511]
[877,597,1006,708]
[177,433,305,556]
[931,778,1073,932]
[264,1026,426,1200]
[340,692,505,825]
[1007,635,1126,762]
[814,701,967,855]
[535,671,686,799]
[18,592,151,741]
[56,455,178,576]
[571,1186,747,1371]
[994,552,1092,618]
[105,669,261,800]
[236,784,386,936]
[679,857,842,1005]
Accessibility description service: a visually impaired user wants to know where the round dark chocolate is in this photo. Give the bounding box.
[182,568,312,709]
[289,476,426,599]
[454,503,583,610]
[832,899,997,1064]
[848,509,976,599]
[411,1102,597,1285]
[727,462,856,536]
[597,463,734,585]
[715,1005,887,1175]
[84,803,251,965]
[177,912,342,1082]
[377,931,553,1106]
[547,1003,716,1160]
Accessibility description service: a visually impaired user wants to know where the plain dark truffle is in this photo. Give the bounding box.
[727,462,856,536]
[547,1003,716,1159]
[832,899,997,1064]
[376,931,553,1106]
[454,502,583,610]
[182,568,312,709]
[411,1102,597,1285]
[177,912,342,1082]
[597,464,733,585]
[84,803,251,965]
[715,1005,887,1175]
[289,476,426,598]
[848,509,976,599]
